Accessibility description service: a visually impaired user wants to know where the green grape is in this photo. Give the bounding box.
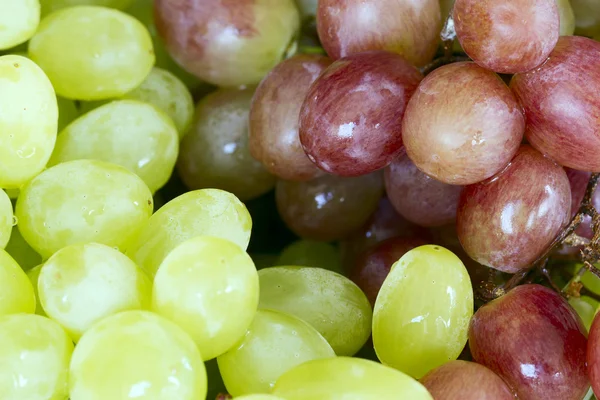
[0,55,58,189]
[569,295,599,333]
[0,0,40,50]
[48,100,179,193]
[29,6,154,100]
[236,396,287,400]
[574,263,600,296]
[0,190,12,248]
[56,96,79,131]
[5,226,42,271]
[0,249,35,315]
[126,189,252,277]
[16,159,153,259]
[277,240,342,273]
[121,67,194,138]
[251,253,278,270]
[273,357,433,400]
[258,266,372,356]
[38,243,151,341]
[4,189,19,200]
[0,314,74,400]
[40,0,133,15]
[373,245,473,378]
[153,236,259,361]
[217,309,335,396]
[555,0,576,35]
[70,310,207,400]
[294,0,318,18]
[571,0,600,37]
[26,265,46,317]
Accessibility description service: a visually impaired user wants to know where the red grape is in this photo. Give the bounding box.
[316,0,442,67]
[420,360,516,400]
[453,0,560,74]
[402,62,524,185]
[249,54,331,181]
[457,145,571,273]
[469,284,589,400]
[299,50,422,177]
[588,310,600,396]
[385,152,463,227]
[510,36,600,172]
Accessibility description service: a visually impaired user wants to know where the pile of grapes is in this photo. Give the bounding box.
[1,0,600,399]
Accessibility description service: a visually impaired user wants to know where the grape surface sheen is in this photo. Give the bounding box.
[0,249,36,316]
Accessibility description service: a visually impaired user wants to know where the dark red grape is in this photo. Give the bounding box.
[510,36,600,172]
[588,310,600,396]
[469,284,589,400]
[457,145,571,273]
[402,62,524,185]
[299,50,422,177]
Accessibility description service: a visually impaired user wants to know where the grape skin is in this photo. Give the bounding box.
[0,190,12,249]
[0,249,35,316]
[26,265,46,317]
[0,0,40,50]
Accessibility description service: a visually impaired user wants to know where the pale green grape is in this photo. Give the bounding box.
[251,253,278,270]
[126,189,252,277]
[122,67,194,138]
[49,100,179,193]
[0,249,35,315]
[40,0,133,15]
[153,236,259,360]
[70,310,207,400]
[16,159,153,259]
[26,265,46,317]
[569,295,599,333]
[574,264,600,296]
[39,243,151,341]
[0,55,58,189]
[258,266,372,356]
[273,357,433,400]
[277,240,342,273]
[0,189,12,248]
[236,396,286,400]
[217,309,335,396]
[0,314,73,400]
[56,96,79,131]
[0,0,40,50]
[294,0,318,18]
[4,189,19,199]
[373,245,473,378]
[5,226,42,271]
[29,6,154,100]
[556,0,576,35]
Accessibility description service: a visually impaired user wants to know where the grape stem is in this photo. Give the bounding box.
[215,394,232,400]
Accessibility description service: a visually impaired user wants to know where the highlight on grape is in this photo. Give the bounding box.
[1,0,600,399]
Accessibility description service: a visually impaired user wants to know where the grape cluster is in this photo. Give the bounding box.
[1,0,600,399]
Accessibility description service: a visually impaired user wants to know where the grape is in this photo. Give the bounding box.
[177,88,276,201]
[249,54,330,181]
[0,314,73,400]
[571,0,600,37]
[217,309,335,396]
[453,0,559,74]
[49,100,179,194]
[385,152,463,227]
[0,249,35,315]
[126,189,252,277]
[0,190,12,249]
[402,62,524,185]
[26,265,46,317]
[556,0,576,35]
[56,96,79,131]
[273,357,433,400]
[470,284,588,400]
[275,172,383,241]
[277,240,342,274]
[155,0,300,87]
[588,310,600,397]
[40,0,134,15]
[294,0,317,18]
[0,0,40,50]
[570,296,599,333]
[29,6,154,100]
[69,310,207,400]
[152,236,259,361]
[16,159,153,259]
[5,226,42,271]
[299,51,422,177]
[373,245,473,378]
[510,36,600,172]
[317,0,441,67]
[349,237,427,307]
[0,55,58,189]
[420,360,516,400]
[258,266,372,356]
[38,243,151,341]
[457,146,571,273]
[235,396,286,400]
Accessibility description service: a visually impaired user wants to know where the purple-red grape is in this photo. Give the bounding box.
[470,284,589,400]
[588,310,600,396]
[510,36,600,172]
[316,0,441,67]
[385,152,463,227]
[453,0,560,74]
[299,50,422,177]
[420,360,516,400]
[402,62,524,185]
[457,145,571,273]
[249,54,331,181]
